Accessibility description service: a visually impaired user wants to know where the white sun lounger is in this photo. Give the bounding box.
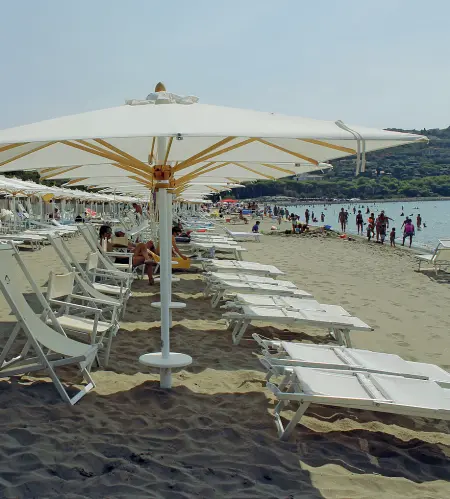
[208,280,313,308]
[205,272,296,287]
[202,260,284,277]
[224,296,348,315]
[224,227,261,242]
[267,366,450,440]
[223,305,372,345]
[416,242,450,273]
[0,233,45,250]
[253,335,450,385]
[0,244,97,404]
[190,241,247,261]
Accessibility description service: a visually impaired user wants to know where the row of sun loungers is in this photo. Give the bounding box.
[1,217,449,444]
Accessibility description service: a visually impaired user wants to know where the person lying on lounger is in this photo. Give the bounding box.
[99,225,155,285]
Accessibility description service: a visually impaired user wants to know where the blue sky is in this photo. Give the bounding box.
[1,0,449,130]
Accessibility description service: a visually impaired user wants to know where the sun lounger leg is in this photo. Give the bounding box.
[211,290,224,308]
[232,319,250,345]
[342,329,352,348]
[275,400,310,440]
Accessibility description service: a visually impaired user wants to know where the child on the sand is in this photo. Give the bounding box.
[390,228,396,247]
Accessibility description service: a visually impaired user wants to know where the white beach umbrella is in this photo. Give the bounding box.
[0,83,428,388]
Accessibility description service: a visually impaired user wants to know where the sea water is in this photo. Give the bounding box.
[283,199,450,251]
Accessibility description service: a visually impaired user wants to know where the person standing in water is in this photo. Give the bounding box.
[338,208,347,231]
[402,219,415,248]
[305,209,310,224]
[356,210,364,235]
[320,212,325,223]
[416,213,422,229]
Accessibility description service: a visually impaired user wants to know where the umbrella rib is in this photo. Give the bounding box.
[256,138,318,165]
[175,162,232,186]
[260,163,296,175]
[41,165,86,180]
[299,138,356,154]
[93,138,153,172]
[233,162,275,180]
[0,141,57,168]
[163,137,174,165]
[173,137,237,172]
[0,143,27,153]
[77,140,153,174]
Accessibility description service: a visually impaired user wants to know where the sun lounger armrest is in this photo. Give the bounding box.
[90,268,131,281]
[69,294,120,308]
[106,252,133,260]
[49,299,101,316]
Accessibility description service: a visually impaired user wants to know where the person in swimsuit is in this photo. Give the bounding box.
[416,214,422,229]
[338,208,347,231]
[356,210,363,234]
[402,220,415,248]
[99,225,155,285]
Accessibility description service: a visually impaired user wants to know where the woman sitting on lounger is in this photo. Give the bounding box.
[99,225,155,285]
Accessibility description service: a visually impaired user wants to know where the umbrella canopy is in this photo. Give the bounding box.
[0,83,428,389]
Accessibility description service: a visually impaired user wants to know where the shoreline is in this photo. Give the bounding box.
[240,196,450,206]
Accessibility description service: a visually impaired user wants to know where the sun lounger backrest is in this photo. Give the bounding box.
[0,246,87,357]
[434,247,450,263]
[47,233,75,272]
[47,271,75,299]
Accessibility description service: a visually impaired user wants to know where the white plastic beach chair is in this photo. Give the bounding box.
[202,260,284,277]
[0,245,97,404]
[416,241,450,273]
[45,271,119,366]
[223,305,372,345]
[267,366,450,440]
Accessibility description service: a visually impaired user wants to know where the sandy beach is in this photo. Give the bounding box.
[1,223,450,499]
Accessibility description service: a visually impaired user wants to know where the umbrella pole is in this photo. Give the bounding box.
[139,138,191,388]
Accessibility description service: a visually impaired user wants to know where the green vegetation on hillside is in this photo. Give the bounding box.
[232,126,450,200]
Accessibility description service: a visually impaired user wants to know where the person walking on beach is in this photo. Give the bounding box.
[338,208,347,231]
[390,228,396,247]
[367,213,375,239]
[356,210,363,234]
[305,209,310,224]
[417,213,422,229]
[252,220,260,233]
[402,219,415,247]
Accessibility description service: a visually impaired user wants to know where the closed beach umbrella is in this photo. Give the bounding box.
[0,83,428,388]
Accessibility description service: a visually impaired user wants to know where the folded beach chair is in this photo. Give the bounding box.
[223,227,261,242]
[202,259,284,277]
[47,233,129,317]
[45,271,119,366]
[0,244,97,404]
[253,335,450,385]
[79,225,133,275]
[267,366,450,440]
[223,305,372,345]
[416,241,450,273]
[190,241,247,261]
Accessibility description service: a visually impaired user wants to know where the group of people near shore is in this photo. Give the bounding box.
[337,207,416,247]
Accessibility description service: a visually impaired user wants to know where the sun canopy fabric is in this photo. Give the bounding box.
[0,94,427,180]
